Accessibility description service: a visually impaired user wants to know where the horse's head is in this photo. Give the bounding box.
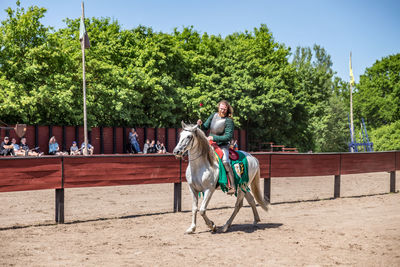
[173,121,200,158]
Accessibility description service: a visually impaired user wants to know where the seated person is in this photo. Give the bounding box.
[143,139,151,154]
[80,142,94,155]
[147,140,157,153]
[156,141,166,154]
[49,136,67,155]
[20,137,42,156]
[0,136,15,156]
[70,141,80,155]
[12,138,25,156]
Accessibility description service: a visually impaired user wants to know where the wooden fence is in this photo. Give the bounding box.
[0,151,398,224]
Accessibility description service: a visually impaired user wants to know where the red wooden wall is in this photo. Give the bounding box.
[0,151,397,193]
[63,155,180,188]
[0,157,62,192]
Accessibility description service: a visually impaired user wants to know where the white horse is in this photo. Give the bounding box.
[173,122,270,234]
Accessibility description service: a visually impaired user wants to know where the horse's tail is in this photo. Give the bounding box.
[250,167,270,212]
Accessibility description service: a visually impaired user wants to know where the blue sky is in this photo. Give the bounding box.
[1,0,399,83]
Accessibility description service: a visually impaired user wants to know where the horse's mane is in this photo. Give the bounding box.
[185,124,215,165]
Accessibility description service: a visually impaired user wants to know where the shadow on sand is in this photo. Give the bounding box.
[215,223,283,234]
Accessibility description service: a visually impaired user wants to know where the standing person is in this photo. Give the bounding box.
[129,128,141,153]
[197,100,235,194]
[1,136,15,156]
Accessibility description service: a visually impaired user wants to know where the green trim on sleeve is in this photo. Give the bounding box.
[201,113,215,131]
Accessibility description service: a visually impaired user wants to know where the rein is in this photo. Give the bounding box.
[184,129,211,162]
[187,151,203,161]
[185,135,203,161]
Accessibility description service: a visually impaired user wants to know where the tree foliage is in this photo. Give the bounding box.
[354,54,400,151]
[354,54,400,128]
[1,2,397,152]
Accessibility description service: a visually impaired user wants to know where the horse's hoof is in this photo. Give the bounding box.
[211,224,217,232]
[253,219,261,225]
[185,227,196,234]
[221,224,229,233]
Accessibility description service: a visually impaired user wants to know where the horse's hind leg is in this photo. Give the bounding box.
[186,186,199,234]
[244,191,261,225]
[221,190,245,233]
[199,189,216,232]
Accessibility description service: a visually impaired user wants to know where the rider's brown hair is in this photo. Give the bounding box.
[217,100,233,118]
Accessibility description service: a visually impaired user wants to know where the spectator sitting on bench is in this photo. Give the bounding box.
[80,141,94,155]
[143,139,151,154]
[156,140,166,154]
[0,136,15,156]
[70,141,80,155]
[20,137,42,156]
[147,140,157,153]
[49,136,67,155]
[12,138,25,156]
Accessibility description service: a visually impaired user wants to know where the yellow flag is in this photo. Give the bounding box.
[349,52,355,86]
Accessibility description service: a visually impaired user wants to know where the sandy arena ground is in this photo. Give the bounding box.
[0,171,399,266]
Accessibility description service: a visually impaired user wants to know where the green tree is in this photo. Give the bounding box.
[314,94,350,152]
[291,45,337,151]
[354,54,400,128]
[369,121,400,151]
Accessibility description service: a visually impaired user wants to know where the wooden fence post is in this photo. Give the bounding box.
[55,157,65,223]
[390,171,396,193]
[174,158,182,212]
[334,175,341,198]
[55,189,64,223]
[264,178,271,203]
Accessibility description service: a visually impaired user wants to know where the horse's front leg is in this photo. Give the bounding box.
[185,186,199,234]
[199,189,216,232]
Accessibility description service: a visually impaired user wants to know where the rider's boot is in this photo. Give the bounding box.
[223,162,236,195]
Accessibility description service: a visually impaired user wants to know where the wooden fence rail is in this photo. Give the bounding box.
[0,151,398,224]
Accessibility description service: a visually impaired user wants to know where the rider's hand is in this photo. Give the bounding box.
[207,136,213,141]
[197,119,202,125]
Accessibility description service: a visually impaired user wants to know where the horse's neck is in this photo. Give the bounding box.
[188,147,215,170]
[189,149,206,165]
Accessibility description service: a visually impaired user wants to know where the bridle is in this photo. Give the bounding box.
[181,129,203,162]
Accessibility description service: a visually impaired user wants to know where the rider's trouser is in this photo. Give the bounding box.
[221,145,235,189]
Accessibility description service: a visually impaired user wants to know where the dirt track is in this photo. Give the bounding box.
[0,172,399,266]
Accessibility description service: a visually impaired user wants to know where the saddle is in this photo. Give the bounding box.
[209,141,239,161]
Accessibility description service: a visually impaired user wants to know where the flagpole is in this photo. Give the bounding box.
[349,52,354,152]
[81,1,88,156]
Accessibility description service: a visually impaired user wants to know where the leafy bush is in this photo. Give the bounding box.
[370,120,400,151]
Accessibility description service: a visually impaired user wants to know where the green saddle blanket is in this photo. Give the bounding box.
[217,151,249,196]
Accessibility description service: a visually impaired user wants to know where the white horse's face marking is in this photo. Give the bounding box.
[173,122,200,157]
[173,130,194,157]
